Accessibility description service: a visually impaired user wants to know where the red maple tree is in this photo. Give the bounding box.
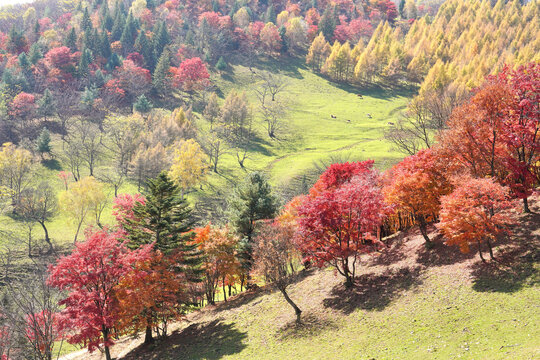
[297,163,387,288]
[47,229,152,360]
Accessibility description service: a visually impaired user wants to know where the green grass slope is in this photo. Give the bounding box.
[75,197,540,360]
[203,58,413,186]
[1,58,413,248]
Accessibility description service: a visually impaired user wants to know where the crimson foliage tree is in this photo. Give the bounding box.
[499,62,540,212]
[47,229,152,360]
[297,161,387,288]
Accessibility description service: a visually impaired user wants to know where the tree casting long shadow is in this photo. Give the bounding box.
[470,210,540,293]
[323,266,424,315]
[122,320,247,360]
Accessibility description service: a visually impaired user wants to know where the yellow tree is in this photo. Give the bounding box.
[306,32,330,71]
[285,17,307,54]
[58,176,106,243]
[233,7,250,28]
[324,41,352,82]
[169,139,208,196]
[0,142,33,204]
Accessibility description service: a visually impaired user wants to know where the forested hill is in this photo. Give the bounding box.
[0,0,538,360]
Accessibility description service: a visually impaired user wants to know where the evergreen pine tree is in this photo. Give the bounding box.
[152,22,170,59]
[111,11,126,41]
[100,31,112,59]
[93,69,107,88]
[33,19,40,39]
[65,27,78,51]
[37,89,56,121]
[78,48,93,79]
[18,52,30,72]
[319,5,336,41]
[265,4,276,23]
[81,7,92,31]
[135,30,153,70]
[215,56,227,71]
[106,52,122,71]
[399,0,406,17]
[152,49,170,94]
[227,172,278,274]
[28,43,42,64]
[120,12,137,53]
[133,94,153,114]
[36,128,52,159]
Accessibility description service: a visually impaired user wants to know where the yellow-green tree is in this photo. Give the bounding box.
[324,41,352,82]
[0,142,33,204]
[59,176,106,243]
[306,32,330,71]
[233,7,251,28]
[169,139,208,196]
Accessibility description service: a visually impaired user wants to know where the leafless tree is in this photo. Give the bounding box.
[253,221,302,323]
[14,183,57,254]
[102,115,144,176]
[0,253,64,360]
[199,130,228,173]
[254,72,288,102]
[384,89,460,155]
[65,120,103,177]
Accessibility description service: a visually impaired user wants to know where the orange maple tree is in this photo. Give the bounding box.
[116,251,186,342]
[192,225,242,304]
[437,177,516,262]
[383,148,452,244]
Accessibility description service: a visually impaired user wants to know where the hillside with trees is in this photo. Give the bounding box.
[0,0,538,359]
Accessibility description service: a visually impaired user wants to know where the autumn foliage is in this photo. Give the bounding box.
[192,224,242,304]
[116,251,186,339]
[437,177,516,261]
[47,229,152,359]
[297,161,387,287]
[383,149,451,242]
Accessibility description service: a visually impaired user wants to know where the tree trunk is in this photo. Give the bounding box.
[27,228,32,258]
[344,274,354,288]
[486,239,495,260]
[144,324,154,344]
[477,240,486,263]
[523,197,530,213]
[39,221,53,253]
[279,287,302,323]
[418,217,431,244]
[102,327,112,360]
[222,279,227,302]
[104,346,112,360]
[74,221,83,244]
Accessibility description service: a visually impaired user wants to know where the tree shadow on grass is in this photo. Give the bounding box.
[470,211,540,293]
[368,234,409,267]
[276,312,338,340]
[323,266,423,315]
[122,320,247,360]
[41,158,62,171]
[415,231,477,267]
[331,79,418,100]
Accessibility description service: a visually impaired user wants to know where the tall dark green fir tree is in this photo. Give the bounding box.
[227,172,278,275]
[152,49,170,94]
[81,7,92,32]
[124,172,203,281]
[65,27,78,51]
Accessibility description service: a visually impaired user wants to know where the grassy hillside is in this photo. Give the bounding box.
[70,197,540,360]
[1,58,413,248]
[203,58,413,186]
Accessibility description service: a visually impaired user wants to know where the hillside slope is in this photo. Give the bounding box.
[70,196,540,360]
